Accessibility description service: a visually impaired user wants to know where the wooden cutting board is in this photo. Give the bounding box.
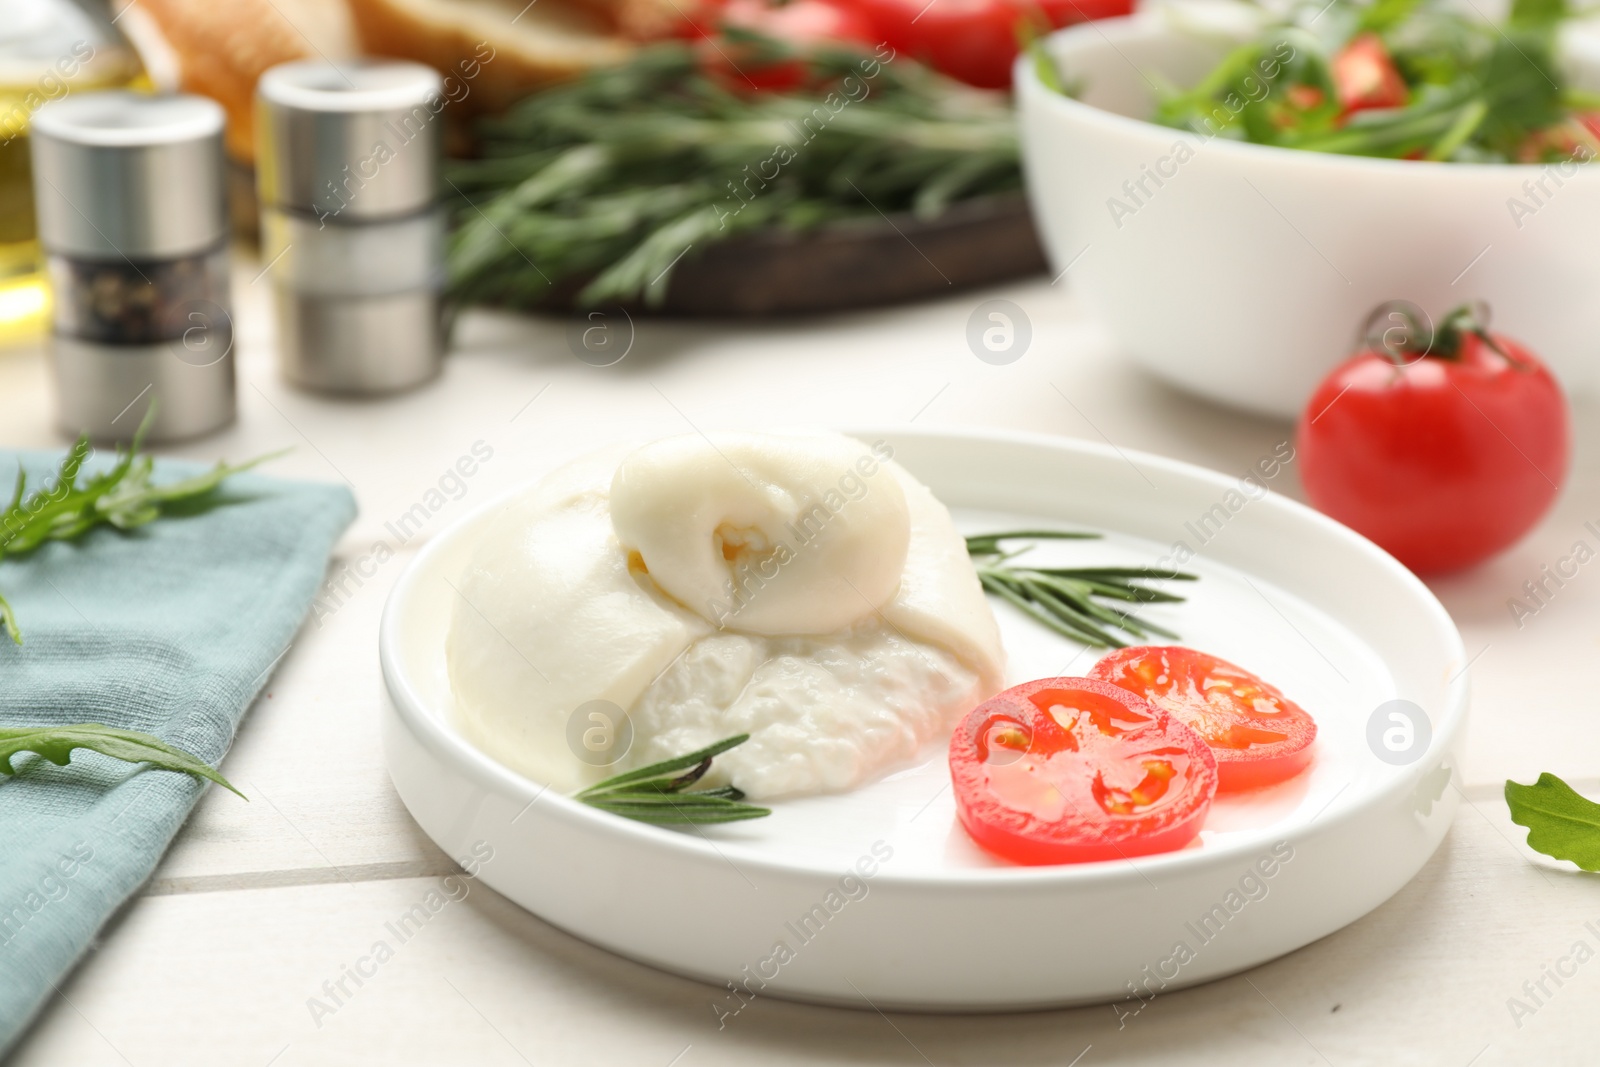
[530,193,1047,317]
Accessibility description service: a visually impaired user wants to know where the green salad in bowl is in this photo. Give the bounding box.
[1015,0,1600,416]
[1142,0,1600,162]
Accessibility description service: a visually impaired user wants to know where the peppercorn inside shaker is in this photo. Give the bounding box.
[30,92,235,443]
[256,60,446,395]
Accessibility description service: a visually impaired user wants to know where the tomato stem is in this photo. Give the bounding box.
[1361,300,1525,369]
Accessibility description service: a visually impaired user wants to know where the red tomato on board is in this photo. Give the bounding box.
[1330,32,1407,115]
[949,677,1217,865]
[1297,303,1570,574]
[1090,647,1317,792]
[844,0,1132,89]
[704,0,879,90]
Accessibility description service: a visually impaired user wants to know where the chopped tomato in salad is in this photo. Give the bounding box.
[950,677,1217,865]
[1090,646,1317,791]
[1133,1,1591,162]
[1330,32,1408,116]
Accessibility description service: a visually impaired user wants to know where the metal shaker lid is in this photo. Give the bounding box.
[256,60,443,220]
[30,91,227,260]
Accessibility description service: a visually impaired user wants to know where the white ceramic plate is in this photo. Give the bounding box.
[380,428,1467,1011]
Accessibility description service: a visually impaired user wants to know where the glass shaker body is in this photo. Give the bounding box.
[256,60,445,394]
[31,91,235,441]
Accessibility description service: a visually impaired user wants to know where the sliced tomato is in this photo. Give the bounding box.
[950,677,1217,866]
[1090,647,1316,791]
[1330,33,1407,116]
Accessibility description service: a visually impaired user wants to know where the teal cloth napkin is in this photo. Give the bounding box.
[0,449,354,1054]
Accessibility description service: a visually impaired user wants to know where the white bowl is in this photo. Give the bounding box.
[1016,11,1600,417]
[379,428,1468,1010]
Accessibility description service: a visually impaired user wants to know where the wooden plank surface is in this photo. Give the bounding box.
[10,806,1593,1067]
[2,260,1598,1061]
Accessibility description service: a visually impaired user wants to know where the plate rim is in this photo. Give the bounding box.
[379,424,1468,888]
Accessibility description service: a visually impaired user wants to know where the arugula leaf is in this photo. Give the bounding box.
[1358,0,1426,33]
[1475,33,1566,157]
[1506,772,1600,870]
[0,407,282,644]
[1509,0,1568,30]
[0,723,245,798]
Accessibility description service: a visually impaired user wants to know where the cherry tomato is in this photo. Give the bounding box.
[845,0,1131,89]
[949,677,1217,865]
[1297,303,1570,574]
[1517,117,1600,164]
[703,0,879,91]
[1090,647,1316,791]
[1330,33,1407,115]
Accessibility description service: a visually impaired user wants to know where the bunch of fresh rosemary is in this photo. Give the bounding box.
[966,530,1196,648]
[446,37,1021,308]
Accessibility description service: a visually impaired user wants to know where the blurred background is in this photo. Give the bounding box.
[0,0,1084,348]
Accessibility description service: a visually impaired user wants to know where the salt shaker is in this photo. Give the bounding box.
[256,61,445,395]
[30,92,236,442]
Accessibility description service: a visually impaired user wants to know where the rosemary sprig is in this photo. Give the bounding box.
[575,734,772,825]
[0,407,282,644]
[967,530,1197,648]
[446,39,1021,309]
[0,722,244,797]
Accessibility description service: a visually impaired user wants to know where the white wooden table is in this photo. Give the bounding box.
[4,258,1598,1066]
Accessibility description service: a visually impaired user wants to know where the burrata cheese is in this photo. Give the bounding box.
[446,431,1004,799]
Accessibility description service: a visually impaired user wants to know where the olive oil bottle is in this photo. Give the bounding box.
[0,0,144,344]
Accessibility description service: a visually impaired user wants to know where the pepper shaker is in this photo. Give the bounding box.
[256,60,446,395]
[30,92,236,442]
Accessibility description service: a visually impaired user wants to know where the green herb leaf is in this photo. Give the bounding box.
[446,39,1022,309]
[576,733,771,825]
[0,723,245,798]
[1506,772,1600,871]
[967,531,1195,648]
[0,415,281,644]
[0,590,17,647]
[580,798,772,825]
[1136,0,1582,163]
[1509,0,1568,31]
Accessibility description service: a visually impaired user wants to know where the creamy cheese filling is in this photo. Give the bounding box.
[627,630,979,799]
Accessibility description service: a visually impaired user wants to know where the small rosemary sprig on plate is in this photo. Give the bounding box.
[0,407,281,644]
[575,734,771,825]
[966,530,1197,648]
[0,722,244,797]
